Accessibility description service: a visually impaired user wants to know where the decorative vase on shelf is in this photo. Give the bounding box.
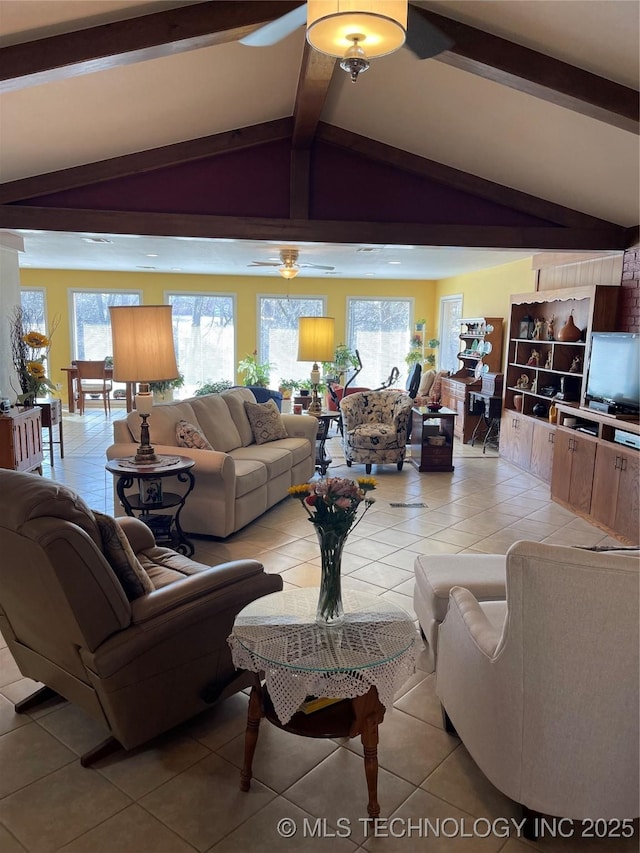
[513,394,524,412]
[557,312,582,342]
[315,526,346,626]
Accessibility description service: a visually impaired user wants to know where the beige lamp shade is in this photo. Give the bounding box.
[297,317,335,363]
[307,0,407,58]
[109,305,178,383]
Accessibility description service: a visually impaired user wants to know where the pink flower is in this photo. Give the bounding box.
[335,497,351,509]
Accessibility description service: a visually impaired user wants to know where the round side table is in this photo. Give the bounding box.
[106,455,196,556]
[229,587,419,817]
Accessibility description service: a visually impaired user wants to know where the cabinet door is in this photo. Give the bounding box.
[551,430,575,503]
[530,421,555,483]
[592,443,639,543]
[500,413,533,468]
[567,433,597,513]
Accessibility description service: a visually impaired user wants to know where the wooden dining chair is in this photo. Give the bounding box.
[75,360,112,415]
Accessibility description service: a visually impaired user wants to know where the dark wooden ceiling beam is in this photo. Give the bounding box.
[292,42,337,149]
[0,119,294,204]
[415,8,639,135]
[0,205,629,251]
[0,1,302,93]
[316,123,616,230]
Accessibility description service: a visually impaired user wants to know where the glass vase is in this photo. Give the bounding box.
[315,526,347,626]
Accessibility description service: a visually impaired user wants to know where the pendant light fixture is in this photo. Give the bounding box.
[306,1,407,82]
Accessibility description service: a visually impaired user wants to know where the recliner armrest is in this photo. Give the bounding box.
[130,559,271,623]
[116,516,156,552]
[446,586,503,658]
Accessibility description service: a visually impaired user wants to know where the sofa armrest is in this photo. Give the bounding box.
[443,586,503,659]
[130,559,272,623]
[281,414,319,444]
[116,516,156,552]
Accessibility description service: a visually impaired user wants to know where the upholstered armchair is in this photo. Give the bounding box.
[436,541,639,830]
[340,389,414,473]
[0,469,282,765]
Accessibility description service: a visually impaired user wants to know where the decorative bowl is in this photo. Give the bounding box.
[426,403,442,412]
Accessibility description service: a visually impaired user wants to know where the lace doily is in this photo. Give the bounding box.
[229,588,419,724]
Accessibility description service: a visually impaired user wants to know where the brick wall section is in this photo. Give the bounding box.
[618,248,640,332]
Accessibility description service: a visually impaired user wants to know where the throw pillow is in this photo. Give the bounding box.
[244,399,288,445]
[176,419,213,450]
[94,511,155,600]
[418,369,436,399]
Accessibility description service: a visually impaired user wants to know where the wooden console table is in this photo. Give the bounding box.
[0,408,44,473]
[39,399,64,465]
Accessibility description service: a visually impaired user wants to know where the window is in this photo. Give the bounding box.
[347,298,412,388]
[20,288,47,333]
[439,295,463,373]
[70,290,140,360]
[166,293,235,396]
[258,296,325,386]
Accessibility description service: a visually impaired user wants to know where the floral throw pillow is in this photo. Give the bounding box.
[176,420,213,450]
[94,511,154,600]
[244,399,288,445]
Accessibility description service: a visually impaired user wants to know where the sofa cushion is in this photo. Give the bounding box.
[418,369,436,398]
[189,395,242,451]
[176,420,213,450]
[244,399,288,445]
[232,458,269,498]
[231,444,293,480]
[126,401,197,446]
[221,388,257,446]
[94,511,154,599]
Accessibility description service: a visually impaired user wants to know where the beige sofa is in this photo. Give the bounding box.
[107,388,318,538]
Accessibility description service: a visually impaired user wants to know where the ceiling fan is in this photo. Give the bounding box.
[240,2,453,82]
[248,248,335,279]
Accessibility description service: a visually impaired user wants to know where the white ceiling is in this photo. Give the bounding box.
[1,1,638,278]
[12,230,534,279]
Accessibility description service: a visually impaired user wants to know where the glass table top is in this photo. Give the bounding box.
[231,587,417,674]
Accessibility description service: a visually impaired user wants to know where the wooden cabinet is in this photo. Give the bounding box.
[442,317,504,445]
[591,442,639,544]
[530,420,556,482]
[0,408,44,473]
[499,411,534,469]
[550,403,639,544]
[410,407,457,472]
[501,285,619,471]
[551,428,597,514]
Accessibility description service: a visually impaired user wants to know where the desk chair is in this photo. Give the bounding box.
[75,360,112,415]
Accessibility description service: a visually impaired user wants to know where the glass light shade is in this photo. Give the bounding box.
[279,265,299,280]
[297,317,336,362]
[307,0,406,58]
[109,305,178,382]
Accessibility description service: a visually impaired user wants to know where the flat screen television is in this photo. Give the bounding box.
[585,332,640,414]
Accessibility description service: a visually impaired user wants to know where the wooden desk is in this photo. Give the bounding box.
[39,399,64,465]
[61,366,135,413]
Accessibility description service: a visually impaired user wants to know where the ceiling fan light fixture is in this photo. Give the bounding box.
[279,264,299,280]
[340,38,370,82]
[307,1,407,59]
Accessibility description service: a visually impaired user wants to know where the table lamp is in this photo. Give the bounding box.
[297,317,335,416]
[109,305,178,464]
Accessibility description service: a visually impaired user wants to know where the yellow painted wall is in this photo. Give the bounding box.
[20,268,438,404]
[435,258,535,318]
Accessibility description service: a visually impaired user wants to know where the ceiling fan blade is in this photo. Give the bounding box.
[239,4,307,47]
[405,5,453,60]
[300,263,335,271]
[248,261,280,267]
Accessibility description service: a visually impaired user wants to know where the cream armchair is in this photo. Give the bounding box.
[0,469,282,765]
[436,541,639,830]
[340,389,414,473]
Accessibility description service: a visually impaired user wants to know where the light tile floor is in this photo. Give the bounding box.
[0,408,636,852]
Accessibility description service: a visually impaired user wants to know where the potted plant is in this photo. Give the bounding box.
[322,344,359,385]
[194,379,233,396]
[237,351,274,387]
[149,372,185,403]
[278,379,299,400]
[425,338,440,368]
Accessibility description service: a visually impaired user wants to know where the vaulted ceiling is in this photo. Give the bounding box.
[0,0,638,276]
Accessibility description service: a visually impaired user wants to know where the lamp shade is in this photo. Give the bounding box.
[109,305,178,382]
[297,317,335,362]
[307,0,407,58]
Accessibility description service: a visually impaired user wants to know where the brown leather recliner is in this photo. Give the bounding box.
[0,468,282,764]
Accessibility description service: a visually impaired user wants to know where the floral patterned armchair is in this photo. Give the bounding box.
[340,390,414,474]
